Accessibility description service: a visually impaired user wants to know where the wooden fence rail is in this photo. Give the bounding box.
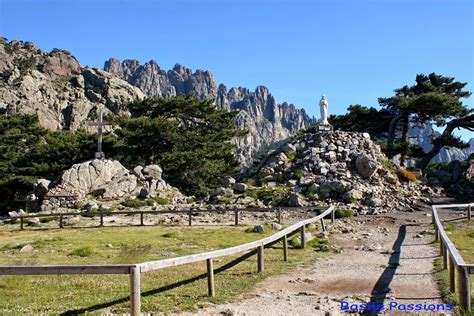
[6,205,328,230]
[432,203,473,313]
[0,205,335,315]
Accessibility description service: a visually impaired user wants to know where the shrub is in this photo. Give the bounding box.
[162,232,178,238]
[121,198,148,208]
[71,247,94,257]
[287,152,296,162]
[398,169,417,182]
[293,169,303,179]
[149,196,169,205]
[39,216,59,223]
[334,209,354,218]
[73,201,85,210]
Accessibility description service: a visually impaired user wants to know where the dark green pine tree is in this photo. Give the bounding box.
[329,104,393,134]
[378,73,472,164]
[112,95,247,196]
[0,115,96,213]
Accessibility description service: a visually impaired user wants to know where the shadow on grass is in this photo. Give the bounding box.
[61,240,288,315]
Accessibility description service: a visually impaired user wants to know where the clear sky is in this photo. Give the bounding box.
[1,0,473,139]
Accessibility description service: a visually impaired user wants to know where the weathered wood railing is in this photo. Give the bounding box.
[432,203,473,313]
[0,205,335,315]
[6,205,328,230]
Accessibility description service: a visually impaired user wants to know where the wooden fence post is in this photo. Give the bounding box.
[449,255,455,293]
[20,217,24,230]
[207,259,215,297]
[100,213,104,227]
[457,266,471,313]
[468,205,472,221]
[434,226,439,242]
[442,242,448,270]
[188,211,192,226]
[439,237,443,255]
[283,235,288,262]
[140,212,144,226]
[300,226,306,249]
[130,266,141,316]
[257,245,264,272]
[277,208,282,224]
[59,214,63,228]
[320,218,326,232]
[234,210,239,226]
[331,208,335,224]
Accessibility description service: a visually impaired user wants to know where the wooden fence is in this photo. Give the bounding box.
[432,203,473,313]
[6,205,328,230]
[0,205,335,315]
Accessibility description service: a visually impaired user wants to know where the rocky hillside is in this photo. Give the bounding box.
[216,129,439,215]
[104,58,313,164]
[0,39,144,130]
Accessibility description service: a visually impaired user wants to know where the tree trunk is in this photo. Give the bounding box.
[387,114,403,145]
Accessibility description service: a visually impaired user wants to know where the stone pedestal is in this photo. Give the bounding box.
[317,124,333,132]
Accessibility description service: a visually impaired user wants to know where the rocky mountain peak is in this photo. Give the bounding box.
[0,40,144,130]
[104,58,314,164]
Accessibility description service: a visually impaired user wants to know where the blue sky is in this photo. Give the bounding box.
[1,0,473,139]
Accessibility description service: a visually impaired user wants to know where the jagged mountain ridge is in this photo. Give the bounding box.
[0,39,144,130]
[104,58,313,164]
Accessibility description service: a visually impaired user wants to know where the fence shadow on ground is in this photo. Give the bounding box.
[361,225,406,316]
[61,249,259,315]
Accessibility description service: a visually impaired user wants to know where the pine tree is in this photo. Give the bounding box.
[112,95,246,196]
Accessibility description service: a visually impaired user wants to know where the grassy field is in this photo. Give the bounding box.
[434,220,474,312]
[0,223,329,314]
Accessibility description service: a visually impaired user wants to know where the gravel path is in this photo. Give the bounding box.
[186,208,450,315]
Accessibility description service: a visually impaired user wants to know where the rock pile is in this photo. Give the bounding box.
[241,130,437,214]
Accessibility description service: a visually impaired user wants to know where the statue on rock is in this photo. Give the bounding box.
[319,95,329,126]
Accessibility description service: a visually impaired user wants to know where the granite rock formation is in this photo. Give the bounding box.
[408,123,474,163]
[40,159,178,211]
[104,58,313,164]
[0,39,144,130]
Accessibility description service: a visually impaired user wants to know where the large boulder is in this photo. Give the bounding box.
[142,165,162,180]
[288,192,305,207]
[233,182,248,193]
[46,159,138,199]
[34,179,51,195]
[355,154,378,179]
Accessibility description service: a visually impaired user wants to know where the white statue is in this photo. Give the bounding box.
[319,95,329,125]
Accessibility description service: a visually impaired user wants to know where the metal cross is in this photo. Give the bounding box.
[87,111,112,159]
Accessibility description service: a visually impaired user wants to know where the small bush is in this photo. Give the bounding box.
[73,201,85,210]
[217,196,233,204]
[150,196,169,205]
[293,169,303,179]
[70,247,94,257]
[335,209,353,218]
[162,232,178,238]
[287,152,296,162]
[121,198,148,208]
[398,169,417,182]
[39,217,55,225]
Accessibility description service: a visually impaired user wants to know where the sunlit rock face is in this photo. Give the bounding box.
[0,39,144,131]
[408,123,474,163]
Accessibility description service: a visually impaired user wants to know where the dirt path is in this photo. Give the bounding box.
[186,209,450,315]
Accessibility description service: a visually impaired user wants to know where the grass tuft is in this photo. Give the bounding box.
[70,247,94,257]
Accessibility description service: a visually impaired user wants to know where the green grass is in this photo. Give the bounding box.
[434,220,474,313]
[0,224,328,314]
